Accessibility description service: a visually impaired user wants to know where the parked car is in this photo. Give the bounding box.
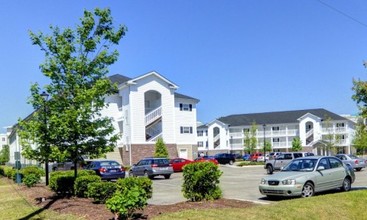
[214,153,236,165]
[269,152,281,160]
[256,154,269,162]
[259,156,355,198]
[194,156,219,165]
[130,157,174,179]
[85,160,126,180]
[264,152,315,174]
[250,153,263,162]
[51,157,85,171]
[169,158,193,172]
[335,154,366,171]
[242,154,251,161]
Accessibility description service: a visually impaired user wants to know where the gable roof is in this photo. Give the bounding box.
[108,73,199,102]
[217,108,350,127]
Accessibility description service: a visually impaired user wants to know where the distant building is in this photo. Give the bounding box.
[197,108,356,156]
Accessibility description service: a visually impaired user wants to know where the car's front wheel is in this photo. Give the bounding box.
[341,177,351,192]
[266,165,273,174]
[229,160,234,165]
[301,182,314,198]
[356,168,362,171]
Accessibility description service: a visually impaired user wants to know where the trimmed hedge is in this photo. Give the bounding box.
[74,175,101,198]
[87,181,117,203]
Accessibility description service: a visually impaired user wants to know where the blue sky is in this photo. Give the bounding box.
[1,0,367,133]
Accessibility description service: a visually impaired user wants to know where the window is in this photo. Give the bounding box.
[329,157,342,168]
[197,141,204,147]
[1,138,5,142]
[243,128,250,133]
[336,123,345,127]
[318,158,330,169]
[180,126,193,134]
[179,103,192,111]
[197,130,203,136]
[273,138,280,142]
[272,127,280,131]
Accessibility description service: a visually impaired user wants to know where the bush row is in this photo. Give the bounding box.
[0,165,45,187]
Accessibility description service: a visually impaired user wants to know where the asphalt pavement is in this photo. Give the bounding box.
[148,164,367,205]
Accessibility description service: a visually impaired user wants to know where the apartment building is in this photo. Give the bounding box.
[101,71,199,165]
[197,108,356,156]
[7,71,199,166]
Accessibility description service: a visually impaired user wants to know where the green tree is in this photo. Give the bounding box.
[291,137,302,152]
[18,8,126,181]
[243,122,257,154]
[322,116,341,155]
[0,145,10,165]
[264,141,272,153]
[353,122,367,155]
[154,138,169,158]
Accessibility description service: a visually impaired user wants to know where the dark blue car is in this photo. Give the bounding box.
[86,160,126,180]
[242,154,251,161]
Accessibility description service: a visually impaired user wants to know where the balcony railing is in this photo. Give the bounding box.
[145,106,162,126]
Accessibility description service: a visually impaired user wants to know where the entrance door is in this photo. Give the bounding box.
[179,149,188,159]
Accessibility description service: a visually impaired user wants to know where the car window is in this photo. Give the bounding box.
[318,158,330,169]
[349,155,358,159]
[293,153,302,158]
[329,158,343,168]
[284,154,293,160]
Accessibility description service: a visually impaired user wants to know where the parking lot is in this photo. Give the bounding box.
[148,164,367,205]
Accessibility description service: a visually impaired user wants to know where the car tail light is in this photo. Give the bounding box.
[151,164,158,167]
[99,167,107,173]
[120,167,126,172]
[355,160,359,165]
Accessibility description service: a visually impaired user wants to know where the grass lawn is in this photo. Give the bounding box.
[0,178,81,220]
[154,189,367,220]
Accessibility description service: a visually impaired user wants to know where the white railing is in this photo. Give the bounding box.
[145,106,162,126]
[213,134,220,143]
[148,133,163,142]
[306,128,313,138]
[322,127,347,133]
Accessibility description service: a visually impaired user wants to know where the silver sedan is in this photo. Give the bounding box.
[259,156,355,198]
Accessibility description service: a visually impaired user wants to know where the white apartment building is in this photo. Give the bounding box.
[197,109,356,156]
[7,71,199,166]
[0,133,7,150]
[101,71,199,165]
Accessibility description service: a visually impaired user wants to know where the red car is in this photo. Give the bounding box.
[194,156,219,165]
[170,158,193,172]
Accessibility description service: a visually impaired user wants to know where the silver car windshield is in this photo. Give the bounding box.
[282,158,318,172]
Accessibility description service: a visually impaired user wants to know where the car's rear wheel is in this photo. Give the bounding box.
[356,168,362,171]
[301,182,314,198]
[266,165,273,174]
[341,177,351,191]
[164,174,171,179]
[229,160,234,165]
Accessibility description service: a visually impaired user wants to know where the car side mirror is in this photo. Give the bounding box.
[317,166,325,171]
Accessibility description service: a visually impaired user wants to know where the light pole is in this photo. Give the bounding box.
[263,124,266,160]
[40,91,50,186]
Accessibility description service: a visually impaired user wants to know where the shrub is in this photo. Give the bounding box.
[74,175,101,198]
[49,171,75,195]
[182,162,222,202]
[106,185,148,219]
[106,177,152,219]
[0,166,13,177]
[87,181,117,204]
[23,173,40,187]
[116,177,152,199]
[21,165,45,178]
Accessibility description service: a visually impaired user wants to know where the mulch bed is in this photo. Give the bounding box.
[12,179,256,219]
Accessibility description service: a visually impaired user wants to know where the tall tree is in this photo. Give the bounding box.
[243,122,257,154]
[19,8,126,182]
[291,137,302,152]
[154,138,169,158]
[322,116,341,155]
[0,145,9,165]
[353,122,367,155]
